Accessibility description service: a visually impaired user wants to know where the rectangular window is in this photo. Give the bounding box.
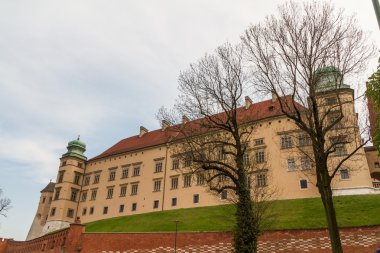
[329,114,343,129]
[243,153,250,166]
[219,174,227,182]
[184,174,192,187]
[287,158,296,171]
[106,188,114,199]
[184,157,192,167]
[82,208,87,216]
[67,208,74,218]
[131,184,138,195]
[120,185,127,197]
[132,203,137,211]
[50,207,56,216]
[90,189,97,200]
[221,190,228,200]
[326,97,338,105]
[61,161,66,167]
[58,171,64,183]
[217,146,226,160]
[121,167,129,178]
[172,159,179,170]
[300,179,308,189]
[108,170,116,181]
[301,156,311,170]
[49,197,52,204]
[83,176,90,186]
[93,174,100,184]
[42,197,46,204]
[256,173,267,187]
[103,206,108,215]
[196,173,205,185]
[77,162,83,168]
[155,162,163,173]
[74,173,81,185]
[255,150,265,164]
[119,204,125,213]
[335,144,347,156]
[281,135,292,149]
[375,162,380,168]
[255,138,264,146]
[54,188,61,200]
[153,180,162,192]
[81,191,87,202]
[193,194,199,204]
[171,197,177,207]
[171,177,179,189]
[298,134,312,147]
[89,207,94,215]
[153,200,159,209]
[340,169,350,180]
[70,189,78,202]
[133,166,140,177]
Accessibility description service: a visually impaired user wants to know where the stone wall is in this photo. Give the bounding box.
[2,224,380,253]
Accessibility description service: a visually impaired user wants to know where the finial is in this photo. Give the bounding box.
[77,134,80,141]
[50,179,52,183]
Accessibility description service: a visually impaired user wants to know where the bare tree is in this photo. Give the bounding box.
[242,1,375,252]
[158,43,275,253]
[0,188,11,217]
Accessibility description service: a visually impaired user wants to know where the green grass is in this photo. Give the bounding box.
[85,194,380,232]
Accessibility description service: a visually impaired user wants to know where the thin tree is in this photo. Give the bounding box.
[367,57,380,153]
[158,43,274,253]
[0,188,11,217]
[242,1,375,252]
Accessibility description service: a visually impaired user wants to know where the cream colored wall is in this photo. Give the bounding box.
[26,191,53,240]
[365,149,380,180]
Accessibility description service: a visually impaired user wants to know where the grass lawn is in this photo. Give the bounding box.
[85,194,380,232]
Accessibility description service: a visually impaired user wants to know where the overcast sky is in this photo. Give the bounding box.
[0,0,379,240]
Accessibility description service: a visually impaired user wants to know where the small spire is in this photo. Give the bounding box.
[77,134,80,141]
[50,179,52,183]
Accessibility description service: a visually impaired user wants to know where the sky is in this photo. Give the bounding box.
[0,0,379,240]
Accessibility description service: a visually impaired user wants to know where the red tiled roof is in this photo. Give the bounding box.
[89,96,303,161]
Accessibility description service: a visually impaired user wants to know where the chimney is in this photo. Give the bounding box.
[182,115,189,124]
[271,91,278,102]
[245,96,252,109]
[162,120,170,131]
[139,126,148,137]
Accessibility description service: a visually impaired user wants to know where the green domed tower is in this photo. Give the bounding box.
[62,136,87,160]
[315,66,350,92]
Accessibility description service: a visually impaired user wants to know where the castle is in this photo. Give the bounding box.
[26,71,380,240]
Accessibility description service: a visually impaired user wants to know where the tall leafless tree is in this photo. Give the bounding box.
[158,43,275,253]
[242,1,376,252]
[0,188,11,217]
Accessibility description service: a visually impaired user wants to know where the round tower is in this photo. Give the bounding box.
[42,137,87,235]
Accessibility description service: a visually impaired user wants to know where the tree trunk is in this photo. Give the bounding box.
[234,186,257,253]
[318,183,343,253]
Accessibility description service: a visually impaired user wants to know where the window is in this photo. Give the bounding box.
[255,138,264,146]
[50,208,56,216]
[328,114,343,129]
[58,171,64,183]
[74,173,81,185]
[171,177,179,189]
[93,174,100,184]
[133,166,140,177]
[193,194,199,204]
[77,162,83,168]
[121,167,129,178]
[70,189,78,202]
[221,190,228,200]
[131,203,137,211]
[103,206,108,214]
[155,162,163,173]
[83,176,90,186]
[298,134,311,147]
[82,208,87,216]
[67,208,74,218]
[120,185,127,197]
[89,207,94,215]
[106,188,114,199]
[340,169,350,180]
[81,191,87,202]
[90,189,97,200]
[281,135,292,149]
[54,188,61,200]
[131,184,138,195]
[243,153,250,166]
[184,156,192,167]
[153,200,159,209]
[217,146,226,160]
[326,97,338,105]
[184,174,192,187]
[196,173,205,185]
[42,197,46,204]
[335,144,347,156]
[172,159,179,170]
[171,197,177,207]
[287,158,296,171]
[49,197,52,203]
[61,161,66,167]
[301,156,311,170]
[153,180,162,192]
[255,150,265,163]
[375,162,380,168]
[119,204,125,213]
[108,170,116,181]
[256,173,267,187]
[300,179,308,189]
[218,174,227,182]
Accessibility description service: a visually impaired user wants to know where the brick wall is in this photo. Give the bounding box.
[3,224,380,253]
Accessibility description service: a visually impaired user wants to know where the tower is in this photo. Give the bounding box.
[41,137,87,235]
